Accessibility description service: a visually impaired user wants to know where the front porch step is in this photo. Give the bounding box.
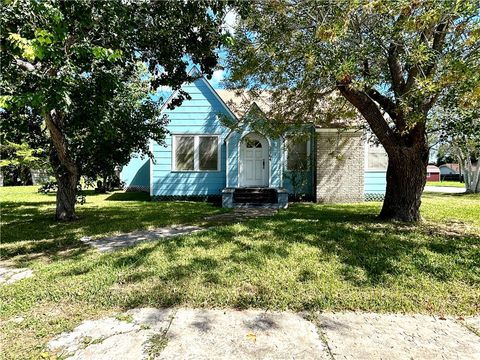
[222,187,288,209]
[233,188,278,204]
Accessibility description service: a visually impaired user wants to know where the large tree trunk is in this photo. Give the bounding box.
[55,169,78,221]
[45,110,79,221]
[380,146,428,221]
[337,81,429,222]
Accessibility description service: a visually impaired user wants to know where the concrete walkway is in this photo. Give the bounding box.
[80,225,204,252]
[424,185,466,193]
[82,208,278,252]
[0,265,33,285]
[47,308,480,360]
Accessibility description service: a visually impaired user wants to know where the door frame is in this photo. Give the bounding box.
[238,132,270,187]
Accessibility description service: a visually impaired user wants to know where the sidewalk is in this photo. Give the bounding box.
[47,308,480,359]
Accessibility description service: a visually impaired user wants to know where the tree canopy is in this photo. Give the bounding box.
[225,0,480,221]
[1,0,230,219]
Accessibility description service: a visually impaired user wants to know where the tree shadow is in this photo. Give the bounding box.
[105,192,151,202]
[68,202,478,311]
[3,197,478,313]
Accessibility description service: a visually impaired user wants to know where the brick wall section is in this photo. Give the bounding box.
[316,131,364,203]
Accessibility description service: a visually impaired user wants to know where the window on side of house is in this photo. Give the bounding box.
[367,144,388,170]
[199,136,219,171]
[286,137,309,171]
[173,135,219,171]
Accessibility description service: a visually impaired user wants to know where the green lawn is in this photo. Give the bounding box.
[1,186,479,359]
[426,180,465,188]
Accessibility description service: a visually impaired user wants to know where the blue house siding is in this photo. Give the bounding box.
[151,78,234,197]
[120,154,150,192]
[364,170,387,200]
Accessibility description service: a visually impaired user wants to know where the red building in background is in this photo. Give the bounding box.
[426,165,441,181]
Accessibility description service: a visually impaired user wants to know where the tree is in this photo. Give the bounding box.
[0,106,48,185]
[431,74,480,192]
[1,0,228,220]
[435,144,456,166]
[224,0,480,221]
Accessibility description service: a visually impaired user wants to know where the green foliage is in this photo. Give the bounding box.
[430,65,480,191]
[0,141,45,168]
[225,0,479,134]
[0,0,228,216]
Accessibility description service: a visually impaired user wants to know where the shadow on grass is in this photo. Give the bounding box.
[0,195,225,264]
[61,203,477,311]
[2,193,479,314]
[106,192,151,202]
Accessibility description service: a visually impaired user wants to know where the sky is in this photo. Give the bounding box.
[153,9,236,102]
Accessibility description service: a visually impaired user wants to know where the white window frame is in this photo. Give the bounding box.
[285,136,311,171]
[172,134,221,172]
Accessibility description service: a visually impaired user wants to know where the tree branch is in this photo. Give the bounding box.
[45,110,78,176]
[387,43,406,97]
[424,21,449,77]
[16,59,36,72]
[337,80,396,152]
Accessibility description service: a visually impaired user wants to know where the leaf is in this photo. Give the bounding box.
[246,332,256,343]
[0,95,13,109]
[8,33,37,61]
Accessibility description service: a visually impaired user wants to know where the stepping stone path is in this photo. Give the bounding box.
[82,208,278,252]
[0,266,33,285]
[46,308,480,360]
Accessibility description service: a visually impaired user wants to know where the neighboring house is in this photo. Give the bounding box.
[426,165,441,181]
[121,68,387,207]
[439,163,461,176]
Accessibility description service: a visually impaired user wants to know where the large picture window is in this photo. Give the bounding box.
[286,137,309,171]
[173,135,219,171]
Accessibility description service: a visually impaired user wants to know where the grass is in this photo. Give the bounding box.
[426,180,465,188]
[1,186,226,260]
[1,186,479,359]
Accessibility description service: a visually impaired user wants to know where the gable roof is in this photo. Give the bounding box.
[224,101,269,141]
[439,163,460,173]
[160,66,238,121]
[216,89,272,118]
[217,88,362,128]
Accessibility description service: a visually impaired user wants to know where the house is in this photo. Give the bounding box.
[426,165,441,181]
[439,163,461,176]
[121,68,387,207]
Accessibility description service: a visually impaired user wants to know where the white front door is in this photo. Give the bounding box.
[240,133,269,187]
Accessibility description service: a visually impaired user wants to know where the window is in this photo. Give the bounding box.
[199,136,218,170]
[245,139,262,148]
[173,135,219,171]
[287,137,309,171]
[175,136,195,170]
[367,144,388,170]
